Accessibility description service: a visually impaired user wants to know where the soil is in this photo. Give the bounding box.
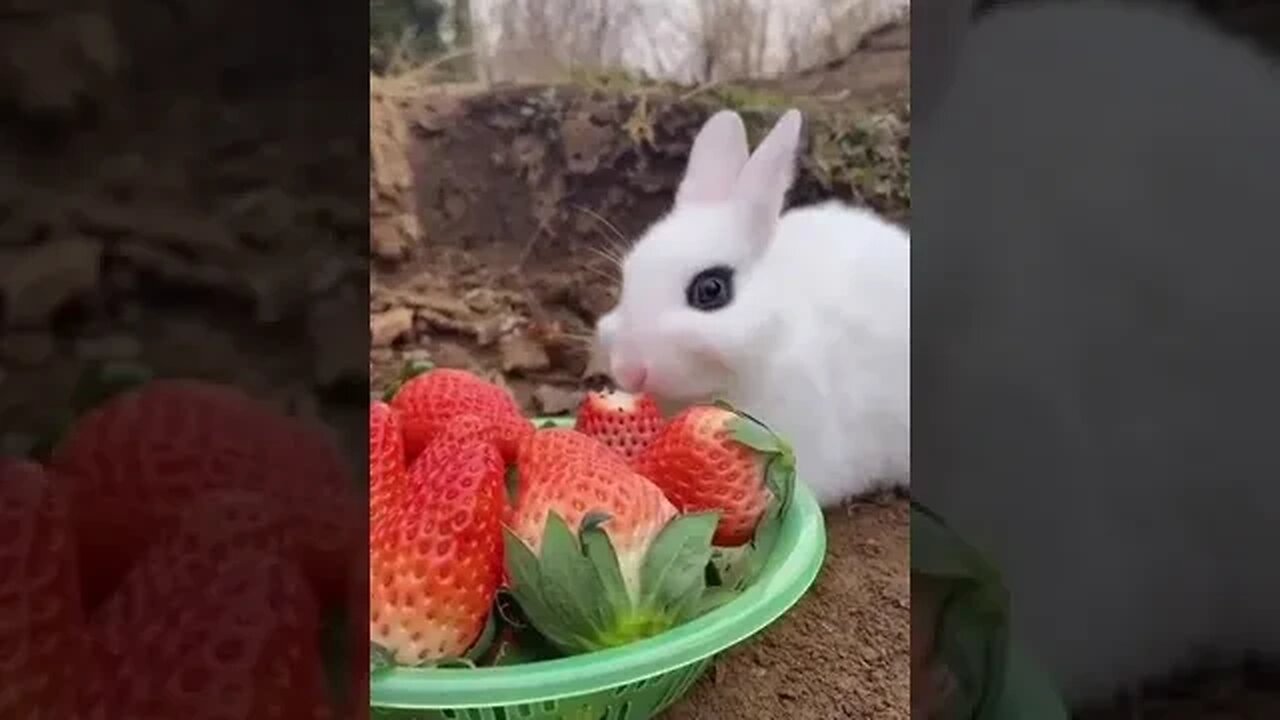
[662,496,911,720]
[368,22,912,720]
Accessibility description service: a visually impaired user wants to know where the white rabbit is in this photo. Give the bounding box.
[912,0,1280,708]
[594,109,910,507]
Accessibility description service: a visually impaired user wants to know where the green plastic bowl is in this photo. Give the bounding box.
[370,417,826,720]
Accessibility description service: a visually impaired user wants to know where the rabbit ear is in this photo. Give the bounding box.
[675,110,750,206]
[733,109,802,227]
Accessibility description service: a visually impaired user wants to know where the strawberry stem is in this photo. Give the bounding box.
[503,510,723,656]
[380,358,435,401]
[70,360,153,416]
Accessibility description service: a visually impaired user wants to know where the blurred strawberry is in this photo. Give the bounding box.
[82,544,332,719]
[504,429,719,653]
[634,404,795,547]
[92,490,351,639]
[574,389,664,463]
[370,419,506,665]
[50,379,360,609]
[389,367,531,464]
[0,459,85,720]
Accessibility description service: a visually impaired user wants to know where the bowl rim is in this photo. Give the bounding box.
[370,416,827,710]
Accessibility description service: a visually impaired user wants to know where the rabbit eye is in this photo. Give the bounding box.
[685,265,735,311]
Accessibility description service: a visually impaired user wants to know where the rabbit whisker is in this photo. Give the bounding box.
[570,204,632,250]
[582,264,621,285]
[585,245,624,268]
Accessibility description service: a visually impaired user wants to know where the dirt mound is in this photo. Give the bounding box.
[368,74,910,414]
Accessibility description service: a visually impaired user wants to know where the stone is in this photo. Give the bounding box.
[371,307,414,348]
[498,330,549,374]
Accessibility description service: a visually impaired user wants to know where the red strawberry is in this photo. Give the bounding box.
[82,544,332,719]
[503,429,719,653]
[634,404,795,547]
[574,389,664,462]
[369,419,506,665]
[389,368,531,464]
[50,379,360,609]
[369,401,406,530]
[0,459,85,719]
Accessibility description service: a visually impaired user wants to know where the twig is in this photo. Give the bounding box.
[679,79,723,102]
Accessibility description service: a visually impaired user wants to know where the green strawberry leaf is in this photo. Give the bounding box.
[401,358,435,380]
[764,452,796,519]
[735,455,797,589]
[380,359,436,401]
[538,512,615,645]
[504,466,520,505]
[668,573,713,624]
[502,528,590,653]
[727,414,784,455]
[579,513,633,618]
[639,512,719,618]
[695,587,739,616]
[71,360,153,416]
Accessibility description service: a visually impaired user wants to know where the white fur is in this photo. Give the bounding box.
[914,0,1280,706]
[596,110,910,507]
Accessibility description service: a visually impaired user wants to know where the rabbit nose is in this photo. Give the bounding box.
[612,362,648,392]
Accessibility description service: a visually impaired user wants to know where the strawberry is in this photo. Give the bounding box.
[389,367,532,464]
[369,419,506,665]
[369,401,406,530]
[50,379,360,609]
[503,429,721,653]
[0,459,85,719]
[82,544,332,719]
[634,404,796,548]
[573,389,664,462]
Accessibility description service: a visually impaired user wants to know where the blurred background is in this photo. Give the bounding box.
[370,0,908,83]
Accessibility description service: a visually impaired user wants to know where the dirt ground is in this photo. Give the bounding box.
[662,496,911,720]
[369,23,912,720]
